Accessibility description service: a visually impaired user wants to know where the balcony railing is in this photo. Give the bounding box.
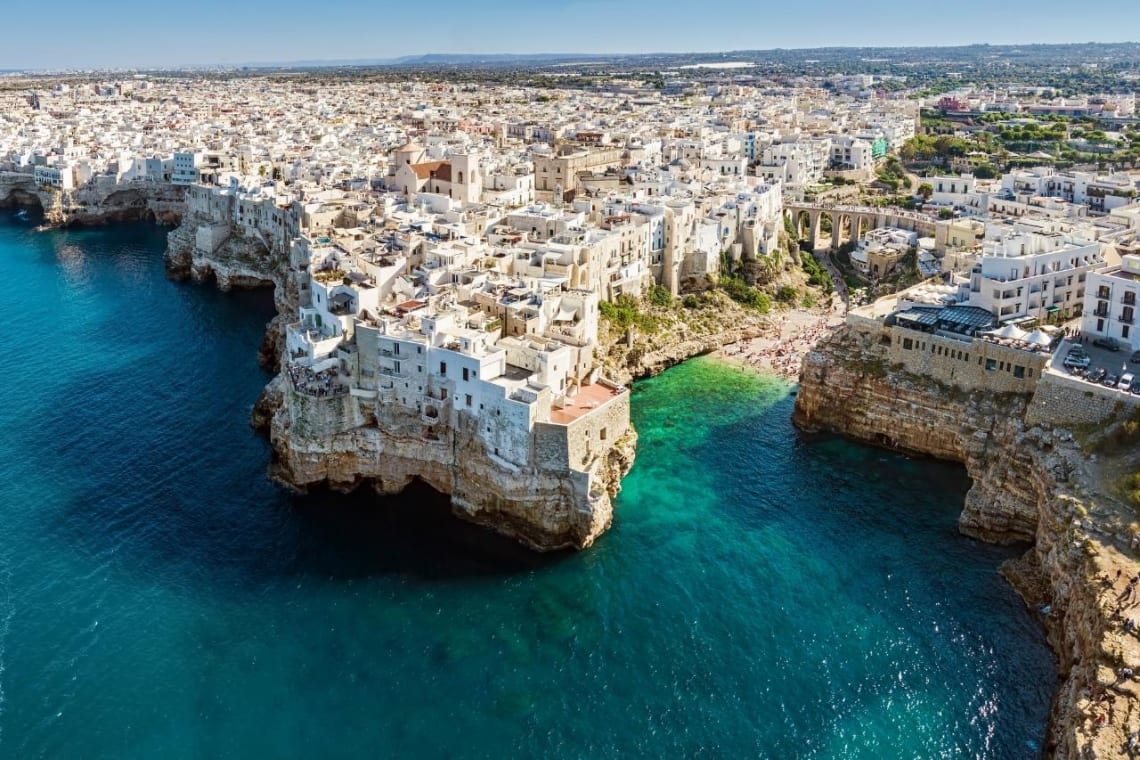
[1120,316,1135,325]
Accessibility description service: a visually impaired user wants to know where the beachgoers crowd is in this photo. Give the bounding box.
[288,364,347,397]
[721,315,842,380]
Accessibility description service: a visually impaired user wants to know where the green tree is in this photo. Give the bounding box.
[917,182,933,201]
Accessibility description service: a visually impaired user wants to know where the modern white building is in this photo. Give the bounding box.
[1082,254,1140,350]
[172,152,203,185]
[966,226,1103,322]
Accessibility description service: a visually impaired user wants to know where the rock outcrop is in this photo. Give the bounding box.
[164,219,279,290]
[265,383,637,551]
[795,322,1140,758]
[0,172,184,227]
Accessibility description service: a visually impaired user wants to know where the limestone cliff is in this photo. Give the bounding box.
[265,381,637,551]
[164,218,280,290]
[0,172,184,227]
[795,323,1140,758]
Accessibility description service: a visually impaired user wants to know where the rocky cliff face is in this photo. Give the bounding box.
[164,219,280,290]
[795,323,1140,758]
[0,172,184,227]
[265,381,637,551]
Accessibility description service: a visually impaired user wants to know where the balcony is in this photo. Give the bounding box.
[1123,296,1137,307]
[1121,316,1135,325]
[378,365,408,379]
[1094,309,1110,318]
[422,404,442,424]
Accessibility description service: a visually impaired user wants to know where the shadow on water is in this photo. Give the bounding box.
[45,477,564,594]
[286,481,565,580]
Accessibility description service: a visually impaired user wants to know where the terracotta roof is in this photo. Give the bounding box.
[410,160,452,181]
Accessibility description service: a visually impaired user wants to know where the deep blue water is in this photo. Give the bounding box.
[0,209,1055,758]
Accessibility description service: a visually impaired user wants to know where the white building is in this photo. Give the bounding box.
[172,152,203,185]
[966,226,1103,322]
[1082,254,1140,350]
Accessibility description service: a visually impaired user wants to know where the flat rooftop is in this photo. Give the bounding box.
[550,382,623,425]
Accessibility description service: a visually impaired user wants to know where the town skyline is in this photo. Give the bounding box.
[4,0,1140,70]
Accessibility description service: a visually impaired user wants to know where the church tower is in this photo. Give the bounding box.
[449,152,482,204]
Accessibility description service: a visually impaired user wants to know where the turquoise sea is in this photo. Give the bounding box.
[0,210,1055,758]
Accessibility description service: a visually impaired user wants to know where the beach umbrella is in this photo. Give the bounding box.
[992,324,1028,340]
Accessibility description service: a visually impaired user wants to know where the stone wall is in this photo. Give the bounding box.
[553,392,632,473]
[287,389,364,438]
[883,326,1047,394]
[1027,371,1140,428]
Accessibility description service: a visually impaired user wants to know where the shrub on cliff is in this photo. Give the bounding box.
[800,254,834,294]
[599,295,660,333]
[776,285,799,305]
[648,284,673,308]
[716,276,771,313]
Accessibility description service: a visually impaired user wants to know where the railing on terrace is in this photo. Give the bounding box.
[934,330,974,343]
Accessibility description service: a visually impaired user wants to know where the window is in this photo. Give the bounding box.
[440,362,447,376]
[1013,365,1025,379]
[985,359,997,372]
[903,338,913,350]
[465,394,472,407]
[600,427,607,441]
[462,367,469,381]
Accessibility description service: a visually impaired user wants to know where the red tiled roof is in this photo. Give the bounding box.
[410,160,451,181]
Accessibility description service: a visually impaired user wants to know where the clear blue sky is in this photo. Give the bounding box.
[4,0,1139,70]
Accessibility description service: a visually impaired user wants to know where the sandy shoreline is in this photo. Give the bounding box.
[713,308,844,381]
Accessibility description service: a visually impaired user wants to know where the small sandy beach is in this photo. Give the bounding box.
[714,308,844,381]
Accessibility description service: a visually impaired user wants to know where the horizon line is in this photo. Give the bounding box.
[6,39,1140,75]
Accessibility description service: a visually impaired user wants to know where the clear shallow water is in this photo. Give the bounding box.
[0,210,1055,758]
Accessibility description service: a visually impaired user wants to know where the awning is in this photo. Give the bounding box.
[1046,305,1061,313]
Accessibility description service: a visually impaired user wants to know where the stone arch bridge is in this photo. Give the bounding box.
[785,203,938,251]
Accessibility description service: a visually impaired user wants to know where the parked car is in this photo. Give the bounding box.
[1131,378,1140,395]
[1089,367,1108,383]
[1093,337,1121,352]
[1119,372,1135,390]
[1063,354,1091,369]
[1104,373,1120,388]
[1130,350,1140,364]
